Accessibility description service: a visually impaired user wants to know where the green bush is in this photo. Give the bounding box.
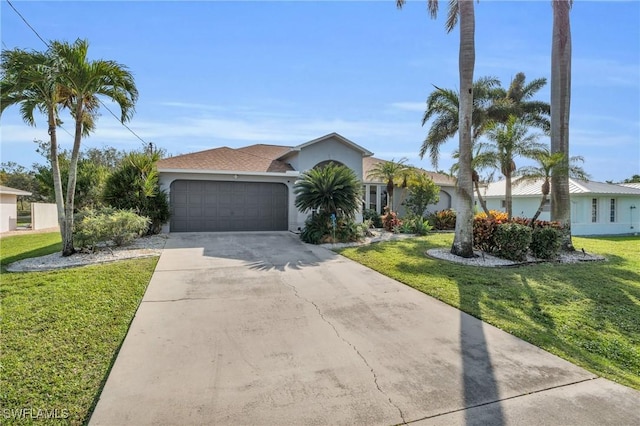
[427,209,456,230]
[494,222,532,261]
[74,208,150,251]
[530,226,562,259]
[399,215,433,236]
[362,208,383,228]
[300,213,330,244]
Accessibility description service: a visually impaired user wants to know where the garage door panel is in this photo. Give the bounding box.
[170,180,288,232]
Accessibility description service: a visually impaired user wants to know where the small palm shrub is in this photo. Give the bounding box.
[300,213,331,244]
[530,226,562,259]
[427,209,456,230]
[363,208,383,228]
[399,215,433,236]
[494,222,532,261]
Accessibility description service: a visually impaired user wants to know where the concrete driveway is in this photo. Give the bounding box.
[90,232,640,425]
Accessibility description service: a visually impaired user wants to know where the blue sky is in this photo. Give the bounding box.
[1,0,638,183]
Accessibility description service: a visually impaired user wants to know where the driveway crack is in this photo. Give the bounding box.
[280,278,407,425]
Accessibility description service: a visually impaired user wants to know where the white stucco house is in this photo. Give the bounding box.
[0,185,31,233]
[157,133,457,233]
[482,178,640,236]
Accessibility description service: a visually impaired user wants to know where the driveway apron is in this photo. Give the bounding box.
[90,232,640,425]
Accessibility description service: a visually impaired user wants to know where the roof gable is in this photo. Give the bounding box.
[278,132,373,160]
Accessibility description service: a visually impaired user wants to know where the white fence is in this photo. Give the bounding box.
[31,203,59,230]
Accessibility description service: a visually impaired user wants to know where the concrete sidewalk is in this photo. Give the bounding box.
[90,232,640,425]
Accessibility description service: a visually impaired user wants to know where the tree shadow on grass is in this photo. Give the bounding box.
[0,242,61,271]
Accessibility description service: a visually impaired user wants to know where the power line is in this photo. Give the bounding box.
[5,0,149,146]
[6,0,50,47]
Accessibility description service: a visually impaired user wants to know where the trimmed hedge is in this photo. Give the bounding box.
[494,222,532,261]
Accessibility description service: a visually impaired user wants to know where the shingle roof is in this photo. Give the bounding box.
[157,145,294,173]
[363,157,457,186]
[484,178,640,197]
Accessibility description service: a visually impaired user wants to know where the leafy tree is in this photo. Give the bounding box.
[402,171,440,217]
[103,152,169,235]
[294,163,361,220]
[515,148,588,224]
[623,175,640,184]
[0,162,43,209]
[550,0,574,250]
[397,0,476,257]
[366,158,411,211]
[483,115,546,219]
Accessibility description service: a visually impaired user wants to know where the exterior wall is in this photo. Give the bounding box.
[31,203,60,230]
[0,194,18,233]
[572,195,640,236]
[485,194,640,236]
[159,171,301,233]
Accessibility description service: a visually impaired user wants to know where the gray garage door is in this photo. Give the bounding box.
[170,180,288,232]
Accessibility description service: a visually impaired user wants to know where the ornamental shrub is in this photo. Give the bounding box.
[362,208,383,228]
[74,207,150,251]
[300,213,330,244]
[381,207,402,232]
[494,222,532,261]
[530,226,562,259]
[474,210,509,222]
[427,209,456,230]
[473,217,499,253]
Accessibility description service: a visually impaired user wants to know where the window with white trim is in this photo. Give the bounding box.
[610,198,617,222]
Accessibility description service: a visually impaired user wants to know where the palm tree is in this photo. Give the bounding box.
[397,0,476,257]
[451,144,495,217]
[294,163,361,220]
[550,0,574,250]
[492,72,550,133]
[0,48,67,243]
[514,148,588,224]
[366,157,411,211]
[483,115,546,219]
[51,39,138,255]
[421,76,501,168]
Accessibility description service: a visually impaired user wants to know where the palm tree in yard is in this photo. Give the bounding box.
[294,163,361,220]
[397,0,476,257]
[550,0,574,250]
[451,143,496,217]
[492,72,550,133]
[52,39,138,255]
[483,115,546,219]
[514,148,588,224]
[366,158,411,211]
[1,48,67,246]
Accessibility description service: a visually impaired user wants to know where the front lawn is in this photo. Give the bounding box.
[337,233,640,390]
[0,233,158,425]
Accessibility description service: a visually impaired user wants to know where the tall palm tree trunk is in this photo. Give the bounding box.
[451,0,475,258]
[61,102,84,256]
[474,181,491,217]
[505,170,513,219]
[47,108,66,243]
[550,0,574,250]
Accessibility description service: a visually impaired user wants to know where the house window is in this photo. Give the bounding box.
[591,198,598,223]
[501,200,506,208]
[369,185,377,211]
[610,198,616,222]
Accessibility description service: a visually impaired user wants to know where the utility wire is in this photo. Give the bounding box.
[5,0,149,146]
[6,0,50,47]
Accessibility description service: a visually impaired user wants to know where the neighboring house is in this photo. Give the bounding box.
[0,185,32,233]
[362,156,457,216]
[483,178,640,236]
[157,132,456,233]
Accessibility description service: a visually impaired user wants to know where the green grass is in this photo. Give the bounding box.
[337,233,640,390]
[0,233,158,425]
